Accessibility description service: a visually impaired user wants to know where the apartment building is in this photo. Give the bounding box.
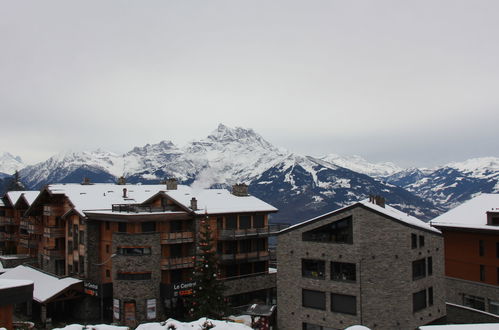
[2,180,284,326]
[277,196,445,330]
[431,193,499,316]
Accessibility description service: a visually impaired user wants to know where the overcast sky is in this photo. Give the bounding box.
[1,1,498,167]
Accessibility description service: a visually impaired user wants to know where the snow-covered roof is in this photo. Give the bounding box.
[281,199,440,234]
[165,186,278,215]
[4,191,38,207]
[18,191,40,206]
[46,184,167,217]
[0,265,81,303]
[430,194,499,231]
[0,279,33,290]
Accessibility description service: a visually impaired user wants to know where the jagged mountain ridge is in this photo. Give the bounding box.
[3,125,498,223]
[0,152,25,176]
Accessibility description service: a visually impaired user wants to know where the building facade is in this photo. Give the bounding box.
[2,180,285,326]
[431,193,499,316]
[277,197,445,330]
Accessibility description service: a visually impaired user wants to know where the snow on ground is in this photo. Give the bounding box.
[53,318,252,330]
[420,324,499,329]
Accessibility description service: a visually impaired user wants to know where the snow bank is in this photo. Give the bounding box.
[136,318,252,330]
[53,324,128,330]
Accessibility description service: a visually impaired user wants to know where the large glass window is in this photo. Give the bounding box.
[412,259,426,280]
[226,215,237,230]
[413,289,427,312]
[489,300,499,315]
[117,247,152,256]
[302,259,325,279]
[331,262,356,282]
[302,217,353,244]
[331,293,356,315]
[253,214,265,228]
[463,294,485,311]
[302,289,326,310]
[141,221,156,232]
[239,215,251,229]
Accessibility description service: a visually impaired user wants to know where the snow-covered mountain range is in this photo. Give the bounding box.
[2,124,498,223]
[0,152,25,177]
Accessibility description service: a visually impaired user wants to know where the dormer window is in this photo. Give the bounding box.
[487,212,499,226]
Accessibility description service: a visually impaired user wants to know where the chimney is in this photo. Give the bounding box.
[190,197,198,210]
[81,177,92,185]
[369,195,385,208]
[117,176,126,185]
[232,183,249,197]
[166,178,178,190]
[123,188,127,198]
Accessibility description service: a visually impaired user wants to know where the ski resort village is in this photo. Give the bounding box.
[0,126,498,329]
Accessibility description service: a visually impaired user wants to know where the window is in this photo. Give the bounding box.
[413,289,427,312]
[105,221,110,230]
[463,294,485,311]
[411,234,417,249]
[106,269,110,278]
[118,222,127,233]
[226,215,237,230]
[489,300,499,315]
[419,235,425,248]
[302,217,353,244]
[428,287,433,306]
[240,240,252,253]
[253,214,265,228]
[496,242,499,258]
[68,223,73,237]
[170,220,182,232]
[256,238,266,252]
[427,257,433,276]
[331,262,356,282]
[479,240,485,256]
[106,244,110,253]
[412,259,426,280]
[117,247,152,256]
[254,261,266,273]
[480,265,486,281]
[141,222,156,232]
[331,293,356,315]
[79,257,85,274]
[302,289,326,310]
[170,244,183,258]
[116,272,152,280]
[302,259,325,279]
[239,215,251,229]
[79,230,84,244]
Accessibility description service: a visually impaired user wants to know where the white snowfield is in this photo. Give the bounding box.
[420,324,499,329]
[53,318,252,330]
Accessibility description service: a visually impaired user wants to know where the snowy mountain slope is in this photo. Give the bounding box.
[321,153,403,177]
[0,152,25,175]
[250,154,443,222]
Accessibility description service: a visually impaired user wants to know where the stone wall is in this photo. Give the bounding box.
[224,272,276,296]
[277,205,446,330]
[86,221,101,283]
[446,276,499,315]
[112,232,162,325]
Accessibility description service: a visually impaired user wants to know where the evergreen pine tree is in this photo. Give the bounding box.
[187,215,227,320]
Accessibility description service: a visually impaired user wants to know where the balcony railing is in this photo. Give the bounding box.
[0,217,15,225]
[19,220,30,230]
[28,223,42,235]
[218,223,290,240]
[19,238,38,248]
[43,226,65,238]
[42,248,65,259]
[112,204,178,213]
[0,232,15,241]
[160,256,195,270]
[160,231,194,244]
[220,250,270,263]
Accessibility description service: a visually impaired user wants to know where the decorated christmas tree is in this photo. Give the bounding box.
[187,215,227,320]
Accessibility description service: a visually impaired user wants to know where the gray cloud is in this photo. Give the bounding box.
[1,0,498,167]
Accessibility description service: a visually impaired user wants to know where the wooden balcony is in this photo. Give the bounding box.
[28,223,42,235]
[19,237,38,248]
[0,217,14,225]
[0,232,15,242]
[218,223,290,240]
[160,231,194,244]
[42,247,65,259]
[19,220,30,230]
[160,256,195,270]
[43,226,65,238]
[220,250,270,263]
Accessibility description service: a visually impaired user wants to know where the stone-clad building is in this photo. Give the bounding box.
[431,194,499,318]
[1,180,285,326]
[277,196,445,330]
